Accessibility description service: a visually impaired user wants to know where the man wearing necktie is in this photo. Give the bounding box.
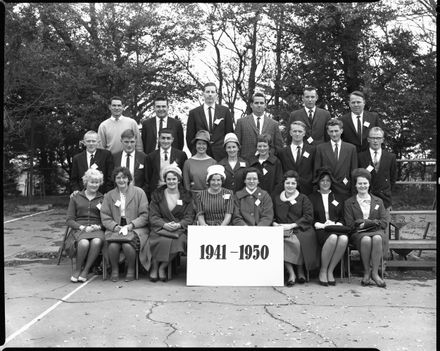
[277,121,316,195]
[289,86,331,146]
[186,83,234,161]
[235,92,284,162]
[358,127,397,246]
[315,118,357,201]
[340,90,382,153]
[113,129,148,195]
[70,130,114,196]
[141,96,184,155]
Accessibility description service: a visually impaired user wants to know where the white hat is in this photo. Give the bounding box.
[223,132,240,147]
[161,164,182,180]
[206,164,226,182]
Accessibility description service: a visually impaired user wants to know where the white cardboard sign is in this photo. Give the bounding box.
[186,225,284,286]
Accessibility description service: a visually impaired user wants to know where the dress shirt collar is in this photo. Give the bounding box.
[351,112,363,119]
[304,106,316,115]
[331,140,341,149]
[122,150,133,158]
[369,148,382,159]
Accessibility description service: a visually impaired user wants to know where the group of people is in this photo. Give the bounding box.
[66,83,397,289]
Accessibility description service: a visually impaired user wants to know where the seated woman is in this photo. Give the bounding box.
[308,167,348,286]
[66,169,105,283]
[272,170,320,286]
[344,168,388,288]
[232,167,273,226]
[196,164,234,226]
[183,130,217,194]
[217,133,248,193]
[148,165,195,282]
[100,166,149,282]
[248,134,283,196]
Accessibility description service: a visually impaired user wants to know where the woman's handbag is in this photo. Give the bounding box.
[324,225,353,235]
[105,230,135,243]
[156,228,184,239]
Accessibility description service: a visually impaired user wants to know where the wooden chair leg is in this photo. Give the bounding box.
[135,252,139,280]
[347,247,351,283]
[57,226,71,265]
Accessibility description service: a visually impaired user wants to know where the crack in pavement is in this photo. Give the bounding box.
[145,301,178,347]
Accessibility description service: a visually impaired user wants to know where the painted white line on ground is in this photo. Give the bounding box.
[4,275,98,346]
[4,209,55,224]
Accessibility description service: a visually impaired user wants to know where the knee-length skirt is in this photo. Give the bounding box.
[284,233,301,265]
[66,228,105,258]
[147,232,187,263]
[350,229,387,254]
[294,227,320,271]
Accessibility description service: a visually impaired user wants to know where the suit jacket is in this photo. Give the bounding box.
[217,157,248,193]
[232,187,274,226]
[70,148,114,194]
[315,141,358,200]
[277,144,316,195]
[145,147,188,199]
[235,114,284,162]
[141,116,184,155]
[289,107,331,145]
[308,190,345,225]
[186,104,234,161]
[358,149,397,208]
[340,111,381,152]
[113,151,148,195]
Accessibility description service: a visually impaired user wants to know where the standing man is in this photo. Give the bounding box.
[186,82,234,161]
[358,127,397,251]
[70,130,114,194]
[113,129,148,195]
[340,91,381,153]
[289,86,331,145]
[235,92,284,161]
[315,118,358,200]
[145,128,187,200]
[141,96,184,155]
[277,121,316,195]
[98,96,143,154]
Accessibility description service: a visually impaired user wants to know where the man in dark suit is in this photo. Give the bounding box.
[113,129,148,195]
[186,82,234,161]
[70,130,114,195]
[277,121,316,195]
[340,90,382,153]
[288,86,331,146]
[145,128,187,200]
[315,118,358,200]
[141,96,184,155]
[235,92,284,161]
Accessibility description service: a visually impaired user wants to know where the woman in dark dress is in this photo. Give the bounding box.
[148,165,195,282]
[308,167,348,286]
[344,168,388,288]
[272,170,320,286]
[66,169,105,282]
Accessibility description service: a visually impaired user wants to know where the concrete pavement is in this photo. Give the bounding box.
[2,208,436,349]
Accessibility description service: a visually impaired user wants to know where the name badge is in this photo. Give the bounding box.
[363,121,370,128]
[114,200,121,207]
[307,136,314,144]
[374,204,379,210]
[91,163,98,170]
[289,199,297,205]
[331,200,339,207]
[303,151,310,158]
[239,162,246,168]
[138,164,144,169]
[223,194,231,200]
[96,203,102,210]
[171,161,178,167]
[262,168,268,175]
[255,150,259,156]
[177,199,183,206]
[214,118,223,125]
[343,178,348,185]
[255,199,261,206]
[366,165,374,172]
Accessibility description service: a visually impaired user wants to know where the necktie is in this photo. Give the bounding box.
[159,117,164,132]
[334,143,339,161]
[126,153,131,171]
[373,151,378,171]
[164,150,168,161]
[356,115,362,141]
[296,146,301,163]
[308,109,313,122]
[89,153,95,168]
[257,117,261,134]
[208,107,213,132]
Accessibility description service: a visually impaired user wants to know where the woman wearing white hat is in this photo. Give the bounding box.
[183,130,217,194]
[195,164,234,226]
[147,165,195,282]
[218,132,248,193]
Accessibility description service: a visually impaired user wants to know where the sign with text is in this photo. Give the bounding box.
[186,225,284,286]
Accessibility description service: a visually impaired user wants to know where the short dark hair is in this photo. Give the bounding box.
[283,170,299,183]
[120,129,136,139]
[257,133,272,146]
[203,82,217,92]
[110,96,123,104]
[154,95,168,104]
[251,92,266,103]
[349,90,365,100]
[351,168,371,184]
[243,167,262,183]
[112,166,133,183]
[303,86,318,95]
[326,118,343,130]
[158,128,173,136]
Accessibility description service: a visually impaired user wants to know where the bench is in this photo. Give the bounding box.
[387,210,436,269]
